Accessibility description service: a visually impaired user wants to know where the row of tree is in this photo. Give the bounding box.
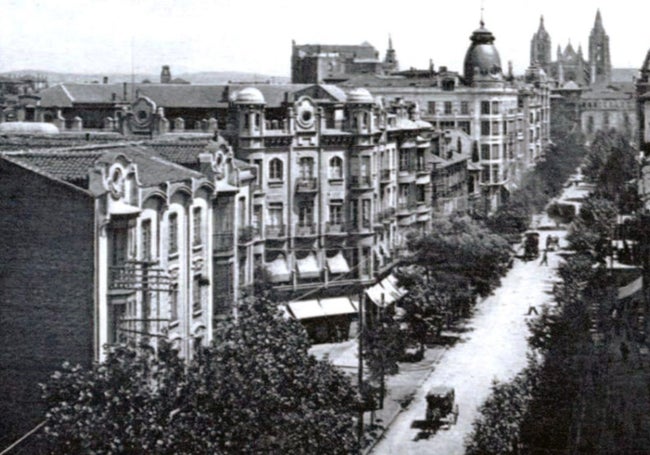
[41,301,360,454]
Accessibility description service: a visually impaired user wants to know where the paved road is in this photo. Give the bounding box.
[371,230,565,455]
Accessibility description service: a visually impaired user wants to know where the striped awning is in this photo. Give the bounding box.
[296,253,320,279]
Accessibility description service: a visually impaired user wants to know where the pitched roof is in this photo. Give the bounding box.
[1,144,203,190]
[39,82,316,109]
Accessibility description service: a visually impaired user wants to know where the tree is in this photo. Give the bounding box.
[41,300,360,454]
[406,216,513,297]
[566,196,617,261]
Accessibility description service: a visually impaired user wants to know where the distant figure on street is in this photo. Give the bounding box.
[540,249,548,266]
[620,341,629,362]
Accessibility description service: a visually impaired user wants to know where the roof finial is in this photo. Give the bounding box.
[480,0,485,27]
[388,34,393,50]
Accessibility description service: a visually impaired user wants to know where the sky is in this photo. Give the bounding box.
[0,0,648,77]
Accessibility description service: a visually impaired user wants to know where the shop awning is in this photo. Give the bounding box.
[366,283,389,307]
[326,251,350,275]
[265,256,291,283]
[384,274,407,298]
[380,277,402,303]
[320,297,357,316]
[618,277,643,300]
[288,300,325,319]
[296,253,320,279]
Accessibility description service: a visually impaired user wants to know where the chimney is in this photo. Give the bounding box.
[103,76,108,84]
[123,82,128,101]
[161,65,172,84]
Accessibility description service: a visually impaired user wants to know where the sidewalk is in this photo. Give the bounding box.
[310,337,449,452]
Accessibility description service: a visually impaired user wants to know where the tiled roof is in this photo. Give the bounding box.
[39,82,318,109]
[2,151,102,188]
[147,141,210,167]
[1,144,203,190]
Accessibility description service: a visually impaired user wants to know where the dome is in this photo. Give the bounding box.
[463,22,503,85]
[0,121,59,135]
[233,87,265,104]
[346,87,374,104]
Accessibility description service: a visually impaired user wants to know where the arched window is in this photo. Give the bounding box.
[269,158,283,181]
[329,156,343,180]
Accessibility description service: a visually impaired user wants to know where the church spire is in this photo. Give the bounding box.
[594,9,603,29]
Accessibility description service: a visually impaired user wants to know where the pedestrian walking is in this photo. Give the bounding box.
[620,341,629,362]
[539,249,548,266]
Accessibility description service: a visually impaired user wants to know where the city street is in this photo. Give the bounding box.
[371,229,566,454]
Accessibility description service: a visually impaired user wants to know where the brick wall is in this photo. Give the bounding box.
[0,160,95,444]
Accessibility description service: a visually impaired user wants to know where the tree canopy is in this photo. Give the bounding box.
[41,301,359,454]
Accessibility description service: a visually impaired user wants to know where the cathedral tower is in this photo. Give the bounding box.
[588,9,611,85]
[530,16,551,74]
[383,35,399,74]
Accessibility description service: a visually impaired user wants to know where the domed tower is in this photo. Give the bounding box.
[463,21,504,87]
[231,87,266,137]
[530,16,552,74]
[588,9,611,86]
[345,88,375,135]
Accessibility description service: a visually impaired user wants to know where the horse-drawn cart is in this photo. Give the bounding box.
[425,386,459,427]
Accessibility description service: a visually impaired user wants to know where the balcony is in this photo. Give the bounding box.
[415,163,431,175]
[214,232,234,253]
[350,175,373,190]
[265,224,286,239]
[295,222,317,237]
[325,222,346,235]
[238,225,260,244]
[295,177,318,193]
[380,169,393,183]
[109,261,173,293]
[397,201,416,215]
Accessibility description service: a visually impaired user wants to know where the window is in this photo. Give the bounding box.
[444,101,452,115]
[329,200,343,225]
[168,213,178,255]
[329,156,343,180]
[253,204,263,230]
[458,121,470,134]
[492,166,500,183]
[481,101,490,115]
[481,144,490,160]
[253,159,263,187]
[587,116,594,134]
[399,184,409,204]
[192,207,202,247]
[141,219,152,261]
[350,201,359,226]
[482,165,490,183]
[193,275,201,312]
[492,121,499,136]
[491,144,499,160]
[460,101,469,115]
[399,149,410,171]
[491,101,499,114]
[428,101,436,114]
[362,199,371,228]
[298,202,313,226]
[170,283,179,322]
[416,184,426,203]
[481,121,490,136]
[269,158,283,181]
[299,157,313,179]
[268,202,283,226]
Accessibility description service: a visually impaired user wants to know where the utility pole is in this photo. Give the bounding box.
[357,289,365,451]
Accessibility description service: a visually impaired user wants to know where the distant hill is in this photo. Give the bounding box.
[0,70,290,85]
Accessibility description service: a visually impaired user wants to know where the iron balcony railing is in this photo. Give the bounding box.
[295,177,318,192]
[265,224,286,238]
[295,223,317,236]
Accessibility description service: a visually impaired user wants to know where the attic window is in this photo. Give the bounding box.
[301,110,312,123]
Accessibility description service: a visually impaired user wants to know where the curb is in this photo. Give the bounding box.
[362,347,448,454]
